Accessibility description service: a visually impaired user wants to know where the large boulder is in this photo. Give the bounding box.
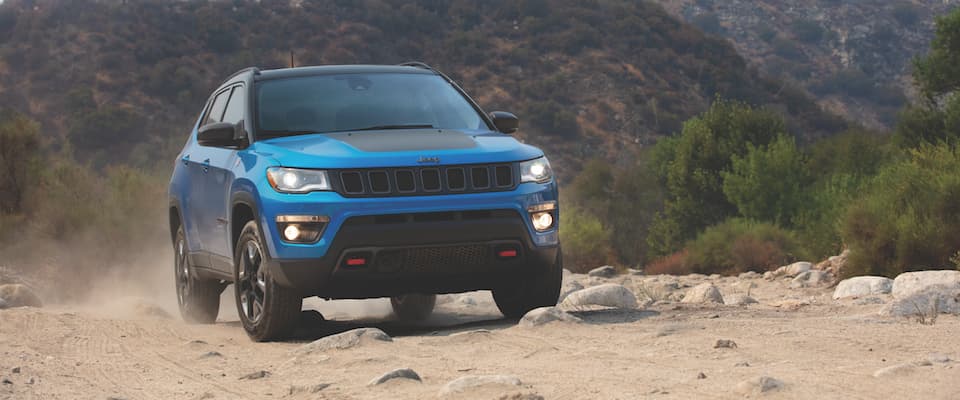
[891,270,960,299]
[519,307,582,328]
[879,284,960,317]
[587,265,617,278]
[833,276,893,299]
[0,284,43,308]
[558,280,584,302]
[680,283,724,304]
[560,284,638,310]
[294,328,391,355]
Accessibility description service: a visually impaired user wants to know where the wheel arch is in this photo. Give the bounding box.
[230,190,261,257]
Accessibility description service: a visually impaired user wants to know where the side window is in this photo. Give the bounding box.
[203,89,230,126]
[221,86,246,125]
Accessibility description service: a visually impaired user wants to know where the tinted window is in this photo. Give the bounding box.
[221,86,245,125]
[204,89,230,125]
[256,73,487,137]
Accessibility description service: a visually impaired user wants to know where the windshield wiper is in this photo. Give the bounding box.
[259,130,319,138]
[350,124,435,131]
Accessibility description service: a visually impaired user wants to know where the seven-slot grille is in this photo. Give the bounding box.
[333,164,516,197]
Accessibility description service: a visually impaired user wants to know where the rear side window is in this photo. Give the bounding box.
[221,86,245,125]
[203,89,230,126]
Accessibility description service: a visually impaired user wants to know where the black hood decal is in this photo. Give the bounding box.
[326,129,478,152]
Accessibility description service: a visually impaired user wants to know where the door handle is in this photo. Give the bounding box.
[181,154,190,165]
[202,158,211,173]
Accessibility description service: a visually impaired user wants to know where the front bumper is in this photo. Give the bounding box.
[256,181,559,298]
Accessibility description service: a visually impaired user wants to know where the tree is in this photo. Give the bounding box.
[647,99,787,255]
[0,112,41,213]
[722,135,807,226]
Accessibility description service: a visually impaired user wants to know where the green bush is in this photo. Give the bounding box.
[684,219,808,275]
[841,143,960,277]
[722,135,808,226]
[560,206,614,272]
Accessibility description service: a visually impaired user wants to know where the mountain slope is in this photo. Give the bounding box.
[659,0,958,129]
[0,0,847,173]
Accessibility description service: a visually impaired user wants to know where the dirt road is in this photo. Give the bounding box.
[1,272,959,399]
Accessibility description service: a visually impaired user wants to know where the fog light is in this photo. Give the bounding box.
[531,211,554,231]
[276,215,328,243]
[283,224,301,241]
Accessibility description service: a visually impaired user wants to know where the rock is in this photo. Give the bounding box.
[762,271,775,280]
[560,284,638,310]
[0,284,43,308]
[779,262,812,277]
[724,294,758,306]
[439,375,522,395]
[558,280,584,302]
[738,271,760,279]
[872,362,923,377]
[239,370,270,380]
[854,297,885,305]
[789,270,830,289]
[457,295,478,306]
[879,284,960,317]
[680,283,724,304]
[833,276,893,299]
[519,307,582,327]
[1,378,11,385]
[199,351,223,359]
[715,339,738,349]
[367,368,421,386]
[816,250,849,276]
[734,361,751,367]
[891,270,960,299]
[294,328,392,355]
[588,265,617,278]
[288,383,331,395]
[734,376,784,395]
[928,353,951,363]
[0,298,7,309]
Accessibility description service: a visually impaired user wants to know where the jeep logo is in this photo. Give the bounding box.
[417,156,441,164]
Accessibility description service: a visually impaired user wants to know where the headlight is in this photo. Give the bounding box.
[266,167,331,193]
[519,157,553,183]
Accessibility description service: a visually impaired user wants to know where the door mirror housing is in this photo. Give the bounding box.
[490,111,519,134]
[198,122,246,148]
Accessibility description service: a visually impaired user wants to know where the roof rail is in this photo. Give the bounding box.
[220,66,261,86]
[399,61,435,71]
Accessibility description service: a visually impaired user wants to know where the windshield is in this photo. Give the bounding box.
[255,73,489,138]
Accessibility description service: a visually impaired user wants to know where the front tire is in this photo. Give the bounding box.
[492,250,562,318]
[234,220,302,341]
[390,294,436,321]
[174,226,223,324]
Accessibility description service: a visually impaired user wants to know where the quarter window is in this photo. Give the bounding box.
[203,89,230,126]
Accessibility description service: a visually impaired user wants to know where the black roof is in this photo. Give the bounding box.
[254,65,435,81]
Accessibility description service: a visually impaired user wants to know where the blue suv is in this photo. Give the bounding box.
[168,63,561,341]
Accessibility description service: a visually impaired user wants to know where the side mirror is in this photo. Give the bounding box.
[490,111,519,134]
[198,122,246,148]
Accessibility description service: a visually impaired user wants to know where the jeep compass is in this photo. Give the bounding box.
[168,63,561,341]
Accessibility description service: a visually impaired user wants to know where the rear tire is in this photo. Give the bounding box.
[492,250,562,318]
[390,294,436,321]
[174,225,223,324]
[234,220,303,341]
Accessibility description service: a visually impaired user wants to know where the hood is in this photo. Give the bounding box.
[252,129,543,168]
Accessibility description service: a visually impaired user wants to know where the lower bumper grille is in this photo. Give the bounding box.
[375,244,490,273]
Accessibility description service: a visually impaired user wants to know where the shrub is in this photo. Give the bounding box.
[560,206,614,272]
[644,250,691,275]
[722,135,808,226]
[684,219,807,275]
[841,143,960,277]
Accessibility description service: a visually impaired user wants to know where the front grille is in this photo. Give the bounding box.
[333,163,517,197]
[375,244,490,273]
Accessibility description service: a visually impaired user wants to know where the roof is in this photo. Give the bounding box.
[254,65,435,81]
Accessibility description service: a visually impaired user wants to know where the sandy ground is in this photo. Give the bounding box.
[1,271,959,400]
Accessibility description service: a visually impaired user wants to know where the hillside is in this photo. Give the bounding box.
[659,0,958,129]
[0,0,847,174]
